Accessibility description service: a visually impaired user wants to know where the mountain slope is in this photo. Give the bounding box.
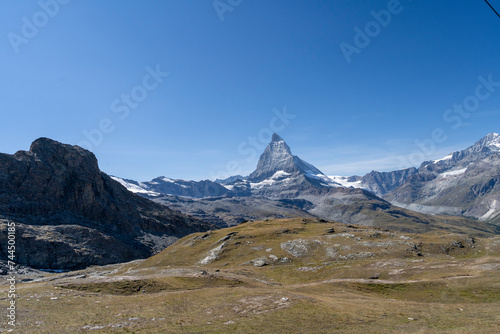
[0,138,213,270]
[385,133,500,222]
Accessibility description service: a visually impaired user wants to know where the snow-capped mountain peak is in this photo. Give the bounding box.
[248,134,318,182]
[431,132,500,165]
[247,133,340,188]
[477,132,500,151]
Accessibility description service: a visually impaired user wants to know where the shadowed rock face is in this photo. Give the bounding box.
[0,138,213,270]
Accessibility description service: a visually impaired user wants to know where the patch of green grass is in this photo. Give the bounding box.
[59,276,245,295]
[347,279,500,303]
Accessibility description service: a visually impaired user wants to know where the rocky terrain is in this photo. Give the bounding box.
[152,195,317,227]
[0,138,213,270]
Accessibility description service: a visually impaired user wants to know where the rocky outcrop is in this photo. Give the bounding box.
[0,138,213,270]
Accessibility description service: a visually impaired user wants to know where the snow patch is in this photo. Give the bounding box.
[328,176,363,188]
[434,154,453,163]
[250,171,291,188]
[481,200,498,220]
[161,177,175,183]
[305,173,341,187]
[111,176,160,196]
[440,167,467,177]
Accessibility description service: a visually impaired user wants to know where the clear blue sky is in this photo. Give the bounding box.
[1,0,499,181]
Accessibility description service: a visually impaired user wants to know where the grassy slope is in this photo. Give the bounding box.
[2,218,500,333]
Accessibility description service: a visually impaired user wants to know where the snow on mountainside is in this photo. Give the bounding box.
[328,175,364,189]
[329,167,418,196]
[0,138,212,270]
[113,132,500,225]
[111,176,232,198]
[111,176,160,196]
[111,133,499,233]
[430,132,500,166]
[384,132,500,221]
[247,133,340,188]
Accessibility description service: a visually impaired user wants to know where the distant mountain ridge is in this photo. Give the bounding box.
[328,133,500,223]
[115,133,499,234]
[112,176,232,198]
[384,133,500,222]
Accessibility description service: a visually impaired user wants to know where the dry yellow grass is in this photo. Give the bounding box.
[1,218,499,333]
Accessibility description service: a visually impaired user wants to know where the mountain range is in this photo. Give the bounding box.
[332,132,500,224]
[2,133,499,271]
[115,133,500,234]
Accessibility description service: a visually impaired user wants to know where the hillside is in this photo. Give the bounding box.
[6,217,500,333]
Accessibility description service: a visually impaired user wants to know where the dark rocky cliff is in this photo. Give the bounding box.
[0,138,213,270]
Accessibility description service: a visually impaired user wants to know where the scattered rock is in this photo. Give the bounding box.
[252,258,269,267]
[218,232,237,243]
[325,247,338,258]
[280,239,322,257]
[199,242,227,265]
[324,227,335,234]
[327,233,355,239]
[338,252,373,260]
[296,266,323,272]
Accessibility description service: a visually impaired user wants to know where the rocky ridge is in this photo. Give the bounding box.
[0,138,213,270]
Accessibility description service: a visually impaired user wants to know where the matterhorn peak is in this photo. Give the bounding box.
[271,133,284,142]
[247,133,329,185]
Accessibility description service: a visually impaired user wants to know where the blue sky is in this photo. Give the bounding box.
[1,0,500,181]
